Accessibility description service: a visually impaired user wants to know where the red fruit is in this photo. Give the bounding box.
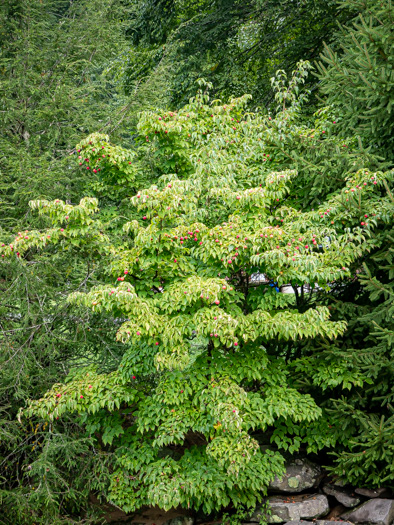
[180,390,184,393]
[234,342,238,346]
[361,222,365,225]
[155,342,159,346]
[80,395,84,399]
[214,300,220,305]
[132,376,136,380]
[174,259,177,263]
[364,214,368,218]
[136,332,140,335]
[124,270,128,274]
[143,216,147,220]
[88,385,92,389]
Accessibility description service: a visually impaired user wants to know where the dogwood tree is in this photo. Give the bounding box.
[4,72,392,513]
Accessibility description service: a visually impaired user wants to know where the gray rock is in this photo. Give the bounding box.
[269,458,321,493]
[316,522,353,525]
[163,518,194,525]
[283,522,317,525]
[342,498,394,525]
[355,488,392,499]
[283,521,314,525]
[323,483,361,507]
[250,494,330,523]
[282,522,355,525]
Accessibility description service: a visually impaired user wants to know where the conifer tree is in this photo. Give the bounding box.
[0,0,132,229]
[317,0,394,160]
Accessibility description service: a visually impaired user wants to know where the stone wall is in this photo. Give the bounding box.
[107,458,394,525]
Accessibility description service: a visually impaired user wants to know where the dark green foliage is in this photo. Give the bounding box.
[121,0,353,107]
[0,0,131,229]
[317,0,394,160]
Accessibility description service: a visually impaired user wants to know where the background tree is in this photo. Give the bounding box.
[0,0,133,229]
[119,0,354,108]
[317,0,394,160]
